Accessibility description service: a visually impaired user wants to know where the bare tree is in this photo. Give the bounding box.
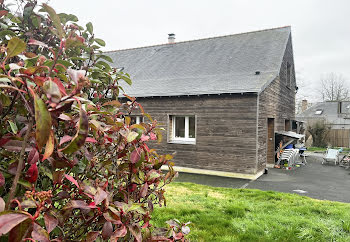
[320,73,349,101]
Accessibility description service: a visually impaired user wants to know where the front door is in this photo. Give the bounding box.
[267,118,275,165]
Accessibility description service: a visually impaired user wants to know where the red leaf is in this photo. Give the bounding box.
[61,105,89,154]
[34,76,45,87]
[8,161,23,175]
[130,148,141,164]
[2,140,31,152]
[25,163,38,183]
[28,39,48,48]
[28,148,39,165]
[59,135,72,146]
[111,224,127,239]
[0,211,31,235]
[128,224,142,242]
[85,137,97,143]
[102,221,113,240]
[9,218,33,242]
[0,10,8,18]
[86,231,100,242]
[58,114,71,121]
[94,187,107,206]
[0,138,10,147]
[88,202,96,208]
[64,174,79,188]
[143,143,150,152]
[0,172,4,187]
[32,222,50,242]
[150,132,157,140]
[53,170,64,184]
[140,183,149,198]
[65,200,91,210]
[140,134,150,142]
[52,77,67,95]
[42,130,54,161]
[44,213,58,234]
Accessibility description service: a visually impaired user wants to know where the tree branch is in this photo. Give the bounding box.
[5,118,33,209]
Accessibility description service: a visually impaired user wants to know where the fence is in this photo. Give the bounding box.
[326,129,350,148]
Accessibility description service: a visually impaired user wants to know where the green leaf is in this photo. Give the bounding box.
[86,22,93,35]
[18,179,32,189]
[0,93,11,106]
[6,37,26,58]
[30,15,41,28]
[33,94,52,150]
[127,131,139,143]
[94,38,105,47]
[61,106,89,154]
[8,120,18,134]
[96,61,111,72]
[43,4,64,38]
[0,30,16,38]
[120,75,132,86]
[97,54,113,63]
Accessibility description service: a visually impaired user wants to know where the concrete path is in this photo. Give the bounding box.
[174,152,350,203]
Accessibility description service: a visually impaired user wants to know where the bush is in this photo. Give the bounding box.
[0,1,187,241]
[307,120,330,148]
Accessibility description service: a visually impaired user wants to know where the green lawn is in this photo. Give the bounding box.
[307,147,350,153]
[152,182,350,241]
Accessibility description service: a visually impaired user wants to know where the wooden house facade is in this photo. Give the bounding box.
[106,27,297,179]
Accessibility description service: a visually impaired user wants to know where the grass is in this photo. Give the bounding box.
[152,182,350,241]
[307,147,350,153]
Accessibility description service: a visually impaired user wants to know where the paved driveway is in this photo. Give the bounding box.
[174,153,350,203]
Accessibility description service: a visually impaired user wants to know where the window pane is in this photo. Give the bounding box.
[130,117,137,125]
[175,117,185,138]
[189,116,195,138]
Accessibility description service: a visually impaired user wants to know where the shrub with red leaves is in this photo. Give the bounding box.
[0,1,188,241]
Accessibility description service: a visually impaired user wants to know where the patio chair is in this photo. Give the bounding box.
[278,149,299,167]
[339,152,350,169]
[322,149,339,165]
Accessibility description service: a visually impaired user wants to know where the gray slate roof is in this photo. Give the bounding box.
[105,27,291,97]
[297,101,350,126]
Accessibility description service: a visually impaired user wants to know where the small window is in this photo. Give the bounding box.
[169,115,196,144]
[315,110,323,115]
[130,116,143,125]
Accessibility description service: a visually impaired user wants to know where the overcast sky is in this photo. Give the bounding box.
[46,0,350,103]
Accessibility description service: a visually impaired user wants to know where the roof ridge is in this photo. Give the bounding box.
[103,26,291,53]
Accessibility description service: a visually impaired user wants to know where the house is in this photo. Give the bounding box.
[106,26,297,179]
[297,101,350,147]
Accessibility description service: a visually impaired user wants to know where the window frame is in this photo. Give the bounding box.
[168,115,196,144]
[130,115,144,125]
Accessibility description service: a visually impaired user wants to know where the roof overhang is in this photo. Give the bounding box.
[275,131,304,139]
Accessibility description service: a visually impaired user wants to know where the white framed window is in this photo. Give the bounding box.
[169,115,196,144]
[130,116,143,124]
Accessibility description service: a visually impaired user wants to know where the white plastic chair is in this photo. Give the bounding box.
[322,149,339,165]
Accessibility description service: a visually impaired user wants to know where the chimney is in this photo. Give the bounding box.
[301,99,308,112]
[168,33,175,44]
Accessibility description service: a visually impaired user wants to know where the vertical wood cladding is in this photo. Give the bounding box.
[135,94,258,174]
[257,34,296,171]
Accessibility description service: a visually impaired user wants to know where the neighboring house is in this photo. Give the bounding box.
[297,101,350,147]
[106,26,297,179]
